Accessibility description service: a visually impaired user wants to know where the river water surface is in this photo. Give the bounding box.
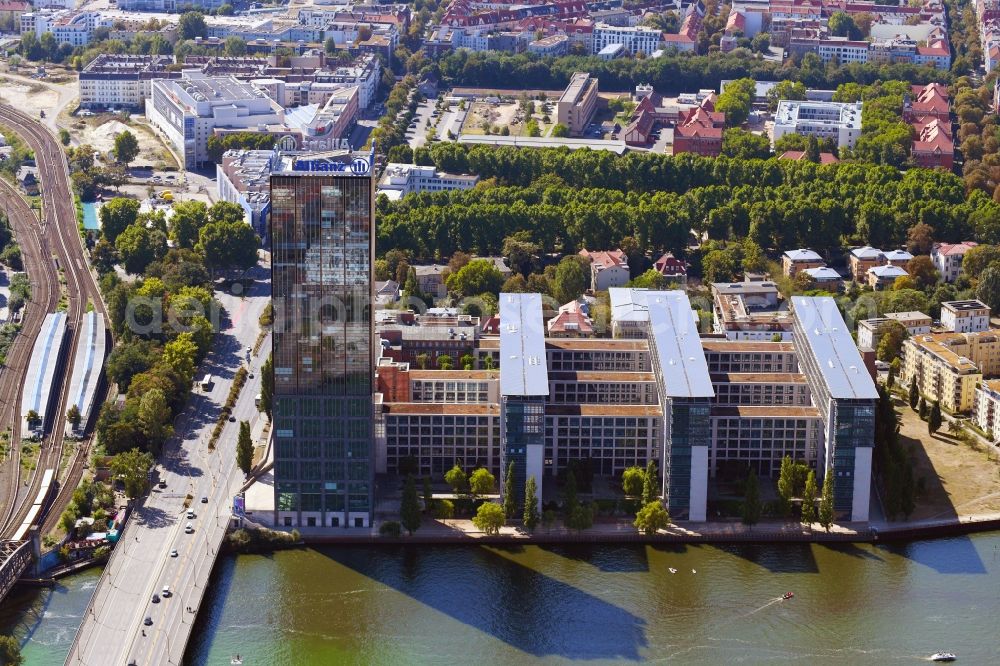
[4,534,1000,665]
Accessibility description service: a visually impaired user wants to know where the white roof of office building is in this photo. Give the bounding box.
[792,296,878,400]
[868,265,908,279]
[499,293,548,396]
[646,291,714,399]
[609,287,649,322]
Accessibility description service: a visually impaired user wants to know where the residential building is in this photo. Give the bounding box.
[902,330,999,412]
[883,249,914,266]
[782,248,824,277]
[528,33,569,56]
[672,106,725,157]
[557,72,599,136]
[911,117,954,170]
[16,166,38,195]
[867,264,908,290]
[773,100,863,149]
[145,75,283,169]
[21,9,107,47]
[931,241,977,282]
[591,22,662,55]
[376,163,479,201]
[941,300,991,333]
[849,246,886,281]
[857,312,932,351]
[270,149,376,530]
[547,299,594,337]
[579,248,630,292]
[802,266,842,286]
[974,379,1000,442]
[217,149,277,240]
[653,252,688,281]
[711,280,793,341]
[79,54,178,110]
[413,264,448,299]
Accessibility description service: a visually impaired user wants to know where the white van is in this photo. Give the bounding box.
[162,585,171,598]
[200,374,213,391]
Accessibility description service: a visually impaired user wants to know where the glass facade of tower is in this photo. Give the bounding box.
[270,171,374,529]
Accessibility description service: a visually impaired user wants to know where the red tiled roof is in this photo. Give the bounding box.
[579,249,627,269]
[933,241,977,257]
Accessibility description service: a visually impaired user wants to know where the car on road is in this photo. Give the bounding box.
[158,480,167,489]
[162,586,172,598]
[201,496,208,503]
[187,510,196,519]
[169,549,178,557]
[151,594,160,604]
[185,522,194,534]
[143,617,153,626]
[228,415,236,422]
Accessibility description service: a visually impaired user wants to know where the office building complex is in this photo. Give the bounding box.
[376,163,479,201]
[270,150,375,529]
[375,291,876,522]
[557,72,599,136]
[773,100,863,149]
[79,54,177,110]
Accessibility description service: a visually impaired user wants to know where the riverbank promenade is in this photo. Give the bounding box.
[282,511,1000,546]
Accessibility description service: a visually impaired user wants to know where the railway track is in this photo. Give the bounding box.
[0,105,108,540]
[0,179,60,536]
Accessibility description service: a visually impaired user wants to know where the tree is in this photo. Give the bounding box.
[742,469,761,528]
[436,354,453,370]
[67,404,81,430]
[961,244,1000,282]
[766,80,806,112]
[100,197,141,244]
[551,123,570,137]
[805,136,822,163]
[919,396,928,420]
[503,462,516,518]
[178,11,207,40]
[566,503,594,532]
[523,475,539,532]
[716,78,755,127]
[0,635,23,665]
[445,463,467,494]
[422,476,433,511]
[445,259,504,297]
[163,333,198,385]
[634,500,669,535]
[876,320,907,362]
[701,249,739,283]
[469,467,496,497]
[110,448,154,499]
[563,469,578,517]
[721,129,771,160]
[976,265,1000,313]
[106,339,159,390]
[224,36,247,56]
[906,255,939,290]
[260,353,273,419]
[236,420,253,474]
[928,401,942,435]
[169,200,207,249]
[112,130,140,166]
[414,353,430,370]
[622,466,645,497]
[197,220,259,271]
[828,11,861,40]
[116,223,167,275]
[777,455,794,517]
[472,502,505,535]
[801,470,817,526]
[818,472,835,532]
[379,521,402,537]
[551,255,589,304]
[909,377,919,410]
[400,475,421,535]
[435,498,455,522]
[642,460,658,506]
[905,222,935,255]
[137,387,172,450]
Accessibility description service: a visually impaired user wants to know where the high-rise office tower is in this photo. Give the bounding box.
[270,151,375,529]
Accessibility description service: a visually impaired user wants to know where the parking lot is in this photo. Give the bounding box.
[406,99,436,149]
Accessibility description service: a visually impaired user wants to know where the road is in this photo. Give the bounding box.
[65,268,271,666]
[0,104,106,540]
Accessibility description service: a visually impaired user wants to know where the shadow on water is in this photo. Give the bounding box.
[709,542,821,574]
[538,542,652,572]
[324,545,649,660]
[185,554,239,665]
[816,541,884,562]
[876,535,988,574]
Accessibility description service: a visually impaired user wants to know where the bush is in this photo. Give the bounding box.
[379,521,402,537]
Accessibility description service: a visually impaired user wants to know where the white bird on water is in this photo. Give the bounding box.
[692,569,697,574]
[669,567,677,574]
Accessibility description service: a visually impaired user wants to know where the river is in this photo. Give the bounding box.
[4,534,1000,665]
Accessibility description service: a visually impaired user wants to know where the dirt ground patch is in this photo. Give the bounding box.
[462,99,555,137]
[894,397,1000,520]
[0,81,59,115]
[72,116,177,169]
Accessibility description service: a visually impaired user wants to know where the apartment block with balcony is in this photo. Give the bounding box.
[941,300,991,333]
